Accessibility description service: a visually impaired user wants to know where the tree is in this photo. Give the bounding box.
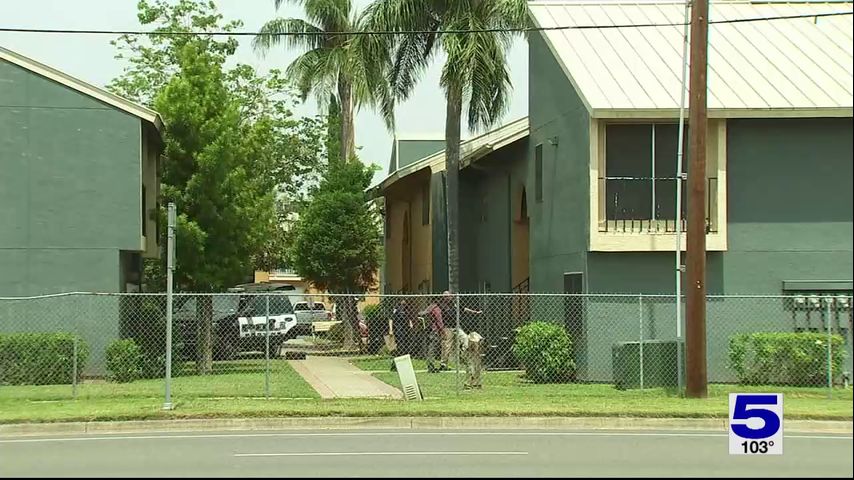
[288,157,382,350]
[364,0,527,292]
[109,0,241,106]
[254,0,392,163]
[112,0,327,373]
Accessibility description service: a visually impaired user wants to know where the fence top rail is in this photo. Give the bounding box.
[1,292,851,301]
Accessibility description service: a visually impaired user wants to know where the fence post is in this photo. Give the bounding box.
[163,202,176,411]
[265,294,271,399]
[72,335,78,399]
[638,294,644,391]
[826,296,833,399]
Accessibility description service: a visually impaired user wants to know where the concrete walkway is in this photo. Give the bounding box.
[289,356,402,399]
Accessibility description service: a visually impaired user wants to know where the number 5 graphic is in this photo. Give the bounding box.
[731,394,781,439]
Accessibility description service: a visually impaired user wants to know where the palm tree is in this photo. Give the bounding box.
[364,0,527,292]
[254,0,391,163]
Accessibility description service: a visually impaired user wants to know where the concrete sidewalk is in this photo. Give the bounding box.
[290,356,403,399]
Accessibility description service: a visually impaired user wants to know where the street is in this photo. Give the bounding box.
[0,429,851,478]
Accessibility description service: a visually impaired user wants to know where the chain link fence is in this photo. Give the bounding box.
[1,292,851,404]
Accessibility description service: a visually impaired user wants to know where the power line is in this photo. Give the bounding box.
[0,11,850,37]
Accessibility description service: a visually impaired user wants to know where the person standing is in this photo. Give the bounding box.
[390,297,414,354]
[438,291,482,369]
[418,295,445,373]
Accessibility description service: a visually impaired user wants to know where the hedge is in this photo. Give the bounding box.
[119,296,182,379]
[729,332,846,386]
[105,339,143,383]
[0,332,89,385]
[512,321,575,383]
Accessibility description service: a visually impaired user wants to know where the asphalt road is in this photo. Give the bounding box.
[0,429,851,478]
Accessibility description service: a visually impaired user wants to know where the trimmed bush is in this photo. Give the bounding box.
[105,339,143,383]
[729,332,846,386]
[119,296,182,379]
[0,332,89,385]
[512,321,575,383]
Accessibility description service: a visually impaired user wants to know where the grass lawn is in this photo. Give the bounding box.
[0,356,850,424]
[349,355,459,372]
[362,357,854,421]
[0,359,318,402]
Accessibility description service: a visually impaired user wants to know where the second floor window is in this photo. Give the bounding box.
[601,123,716,233]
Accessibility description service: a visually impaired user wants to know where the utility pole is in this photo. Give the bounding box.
[686,0,709,398]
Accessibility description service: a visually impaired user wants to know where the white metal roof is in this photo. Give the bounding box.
[376,117,530,192]
[1,45,164,132]
[528,1,854,117]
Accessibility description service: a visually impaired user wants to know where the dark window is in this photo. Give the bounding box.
[421,187,430,225]
[535,144,543,203]
[246,296,293,316]
[603,124,700,228]
[384,208,391,238]
[141,185,147,236]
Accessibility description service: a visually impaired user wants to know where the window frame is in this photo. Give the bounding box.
[589,118,728,252]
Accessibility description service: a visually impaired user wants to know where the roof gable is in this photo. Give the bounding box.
[528,1,853,117]
[1,46,164,131]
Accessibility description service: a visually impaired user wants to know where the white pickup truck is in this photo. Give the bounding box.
[292,301,333,334]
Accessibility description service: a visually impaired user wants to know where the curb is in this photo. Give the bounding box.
[1,417,850,437]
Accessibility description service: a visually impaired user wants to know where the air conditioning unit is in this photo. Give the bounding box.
[393,354,423,401]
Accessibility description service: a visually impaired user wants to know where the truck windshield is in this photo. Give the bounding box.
[241,295,293,316]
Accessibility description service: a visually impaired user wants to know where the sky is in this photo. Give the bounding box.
[0,0,529,185]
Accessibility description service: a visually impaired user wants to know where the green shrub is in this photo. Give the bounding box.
[119,296,182,379]
[105,339,143,383]
[512,321,575,383]
[362,303,382,323]
[729,332,846,386]
[0,332,89,385]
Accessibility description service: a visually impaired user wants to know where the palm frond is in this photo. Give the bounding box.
[389,31,436,100]
[302,0,352,33]
[285,48,337,103]
[465,32,512,131]
[254,18,325,52]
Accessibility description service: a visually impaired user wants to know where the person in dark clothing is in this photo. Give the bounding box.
[392,298,414,355]
[389,298,416,371]
[418,295,445,373]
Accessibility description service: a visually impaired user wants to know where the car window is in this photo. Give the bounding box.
[312,303,326,311]
[294,303,309,311]
[242,295,294,316]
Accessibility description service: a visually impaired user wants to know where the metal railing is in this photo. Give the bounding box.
[598,177,718,233]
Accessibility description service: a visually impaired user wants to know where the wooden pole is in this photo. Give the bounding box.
[686,0,709,398]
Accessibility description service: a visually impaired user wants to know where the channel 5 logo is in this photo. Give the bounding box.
[729,393,783,455]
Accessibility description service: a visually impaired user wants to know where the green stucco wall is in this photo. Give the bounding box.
[527,33,852,383]
[0,59,143,297]
[527,32,591,294]
[430,171,449,293]
[1,59,146,374]
[581,118,853,383]
[459,138,529,294]
[723,118,853,294]
[388,139,445,173]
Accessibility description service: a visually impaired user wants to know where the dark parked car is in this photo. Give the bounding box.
[178,283,300,361]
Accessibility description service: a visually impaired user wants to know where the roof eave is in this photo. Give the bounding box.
[592,107,854,119]
[0,46,165,135]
